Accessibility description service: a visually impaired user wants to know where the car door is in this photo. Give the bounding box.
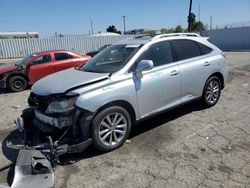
[171,39,213,103]
[53,52,75,72]
[133,41,181,118]
[28,54,55,84]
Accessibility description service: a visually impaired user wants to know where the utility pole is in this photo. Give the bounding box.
[188,0,193,31]
[91,20,94,35]
[122,16,126,35]
[210,16,213,30]
[198,5,200,21]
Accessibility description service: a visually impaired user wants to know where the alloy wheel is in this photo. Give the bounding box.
[205,79,220,104]
[98,112,128,146]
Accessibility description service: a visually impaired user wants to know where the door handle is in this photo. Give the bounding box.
[203,61,211,66]
[170,70,179,76]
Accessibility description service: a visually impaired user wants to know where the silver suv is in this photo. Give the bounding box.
[16,33,228,155]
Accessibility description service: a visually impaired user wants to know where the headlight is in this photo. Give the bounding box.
[46,97,77,113]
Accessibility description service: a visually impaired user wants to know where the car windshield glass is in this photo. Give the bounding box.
[98,45,110,51]
[15,54,35,66]
[80,44,141,73]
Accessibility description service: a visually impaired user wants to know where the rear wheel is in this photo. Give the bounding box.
[91,106,131,152]
[202,76,221,107]
[9,76,27,92]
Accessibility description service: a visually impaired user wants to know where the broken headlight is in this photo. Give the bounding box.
[46,97,78,113]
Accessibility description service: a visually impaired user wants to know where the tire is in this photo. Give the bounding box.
[91,106,132,152]
[201,76,221,108]
[9,76,27,92]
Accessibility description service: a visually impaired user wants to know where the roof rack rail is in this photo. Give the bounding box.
[152,33,201,40]
[134,34,156,39]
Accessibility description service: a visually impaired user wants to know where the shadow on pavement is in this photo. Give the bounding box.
[1,130,22,162]
[130,100,203,138]
[0,88,10,94]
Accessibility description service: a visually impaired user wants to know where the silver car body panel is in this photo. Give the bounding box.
[73,74,140,118]
[32,35,228,121]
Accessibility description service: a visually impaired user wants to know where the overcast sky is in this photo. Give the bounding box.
[0,0,250,36]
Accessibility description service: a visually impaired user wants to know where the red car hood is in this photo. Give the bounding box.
[0,65,17,74]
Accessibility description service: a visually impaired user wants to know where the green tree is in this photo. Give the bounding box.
[188,13,205,32]
[167,28,175,33]
[175,25,184,33]
[191,21,205,32]
[106,25,121,34]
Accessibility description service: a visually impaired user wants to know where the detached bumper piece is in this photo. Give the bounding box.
[1,150,54,188]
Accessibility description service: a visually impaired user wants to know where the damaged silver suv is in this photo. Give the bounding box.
[12,33,228,165]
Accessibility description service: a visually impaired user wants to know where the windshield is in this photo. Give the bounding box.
[98,44,110,51]
[80,44,141,73]
[15,54,35,66]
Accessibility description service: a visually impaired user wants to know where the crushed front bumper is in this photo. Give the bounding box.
[12,114,92,166]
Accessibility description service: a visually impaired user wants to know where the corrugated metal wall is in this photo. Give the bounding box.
[0,35,134,58]
[1,27,249,58]
[201,27,250,51]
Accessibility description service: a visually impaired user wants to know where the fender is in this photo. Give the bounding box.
[75,77,140,119]
[1,67,28,88]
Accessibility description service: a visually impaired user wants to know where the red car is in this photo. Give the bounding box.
[0,50,91,92]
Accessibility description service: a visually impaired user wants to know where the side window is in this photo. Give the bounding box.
[172,39,201,61]
[138,41,173,67]
[196,42,212,55]
[54,53,72,61]
[32,54,51,65]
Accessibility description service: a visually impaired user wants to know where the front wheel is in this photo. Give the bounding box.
[9,76,27,92]
[201,76,221,107]
[91,106,131,152]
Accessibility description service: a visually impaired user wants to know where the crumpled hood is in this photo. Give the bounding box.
[0,65,17,74]
[32,68,109,96]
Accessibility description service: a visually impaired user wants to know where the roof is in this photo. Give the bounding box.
[116,33,204,45]
[34,49,71,55]
[115,35,153,45]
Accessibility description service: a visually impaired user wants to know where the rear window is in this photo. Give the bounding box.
[54,53,72,61]
[171,39,201,61]
[196,42,213,55]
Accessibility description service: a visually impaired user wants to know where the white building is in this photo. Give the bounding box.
[0,32,39,39]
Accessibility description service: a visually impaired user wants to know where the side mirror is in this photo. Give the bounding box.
[135,60,154,78]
